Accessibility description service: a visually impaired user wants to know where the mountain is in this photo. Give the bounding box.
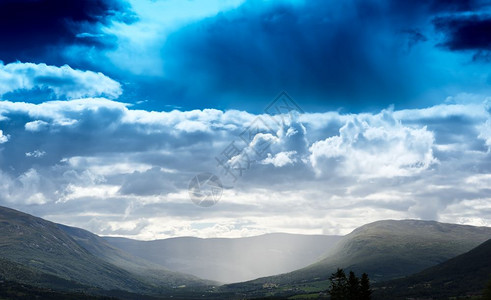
[0,205,211,296]
[104,233,342,283]
[58,224,212,288]
[375,238,491,299]
[222,220,491,298]
[300,220,491,282]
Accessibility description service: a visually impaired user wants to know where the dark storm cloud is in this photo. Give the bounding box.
[162,0,409,110]
[434,14,491,52]
[0,0,135,64]
[155,0,491,111]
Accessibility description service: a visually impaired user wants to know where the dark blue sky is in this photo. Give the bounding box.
[0,0,490,112]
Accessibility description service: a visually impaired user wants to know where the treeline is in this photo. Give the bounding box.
[327,268,372,300]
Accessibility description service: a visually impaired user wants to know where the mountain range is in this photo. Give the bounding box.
[104,233,342,283]
[223,219,491,298]
[1,205,491,299]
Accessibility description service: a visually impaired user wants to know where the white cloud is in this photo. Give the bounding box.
[309,109,437,178]
[0,62,122,100]
[25,120,49,132]
[0,129,8,143]
[479,119,491,151]
[0,97,490,238]
[25,150,46,158]
[261,151,297,167]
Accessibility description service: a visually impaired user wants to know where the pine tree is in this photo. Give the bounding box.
[328,268,348,300]
[347,271,360,300]
[359,273,372,300]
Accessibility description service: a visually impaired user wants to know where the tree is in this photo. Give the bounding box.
[359,273,372,300]
[328,268,348,300]
[347,271,360,300]
[328,269,372,300]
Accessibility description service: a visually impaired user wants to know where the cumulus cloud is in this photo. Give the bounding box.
[0,97,490,238]
[309,110,437,178]
[0,62,122,100]
[261,151,297,167]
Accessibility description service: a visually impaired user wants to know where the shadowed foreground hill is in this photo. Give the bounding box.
[0,205,211,296]
[223,220,491,298]
[104,233,342,283]
[375,238,491,299]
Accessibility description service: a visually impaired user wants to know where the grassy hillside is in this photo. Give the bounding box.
[104,233,342,283]
[375,238,491,299]
[0,205,210,295]
[0,279,116,300]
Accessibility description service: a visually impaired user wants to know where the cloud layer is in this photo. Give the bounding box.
[0,94,490,239]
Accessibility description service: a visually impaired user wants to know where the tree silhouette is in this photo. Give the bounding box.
[359,273,372,300]
[328,268,348,300]
[327,269,372,300]
[347,271,360,299]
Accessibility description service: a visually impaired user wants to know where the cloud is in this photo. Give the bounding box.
[25,120,49,132]
[142,0,491,111]
[0,0,135,64]
[261,151,297,167]
[25,150,46,158]
[0,96,490,238]
[0,62,122,100]
[434,14,491,51]
[1,0,489,112]
[309,109,437,178]
[0,129,8,143]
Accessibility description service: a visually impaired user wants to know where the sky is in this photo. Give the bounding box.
[0,0,490,239]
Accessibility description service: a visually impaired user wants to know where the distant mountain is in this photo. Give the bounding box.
[104,233,342,283]
[375,238,491,299]
[223,220,491,298]
[0,205,210,296]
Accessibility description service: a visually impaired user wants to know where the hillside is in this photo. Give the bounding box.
[0,205,210,295]
[104,233,342,283]
[303,220,491,282]
[375,238,491,299]
[59,224,211,288]
[222,220,491,298]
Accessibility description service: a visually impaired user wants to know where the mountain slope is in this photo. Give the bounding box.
[104,233,342,283]
[0,205,209,295]
[303,220,491,282]
[375,238,491,299]
[223,220,491,298]
[59,224,211,288]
